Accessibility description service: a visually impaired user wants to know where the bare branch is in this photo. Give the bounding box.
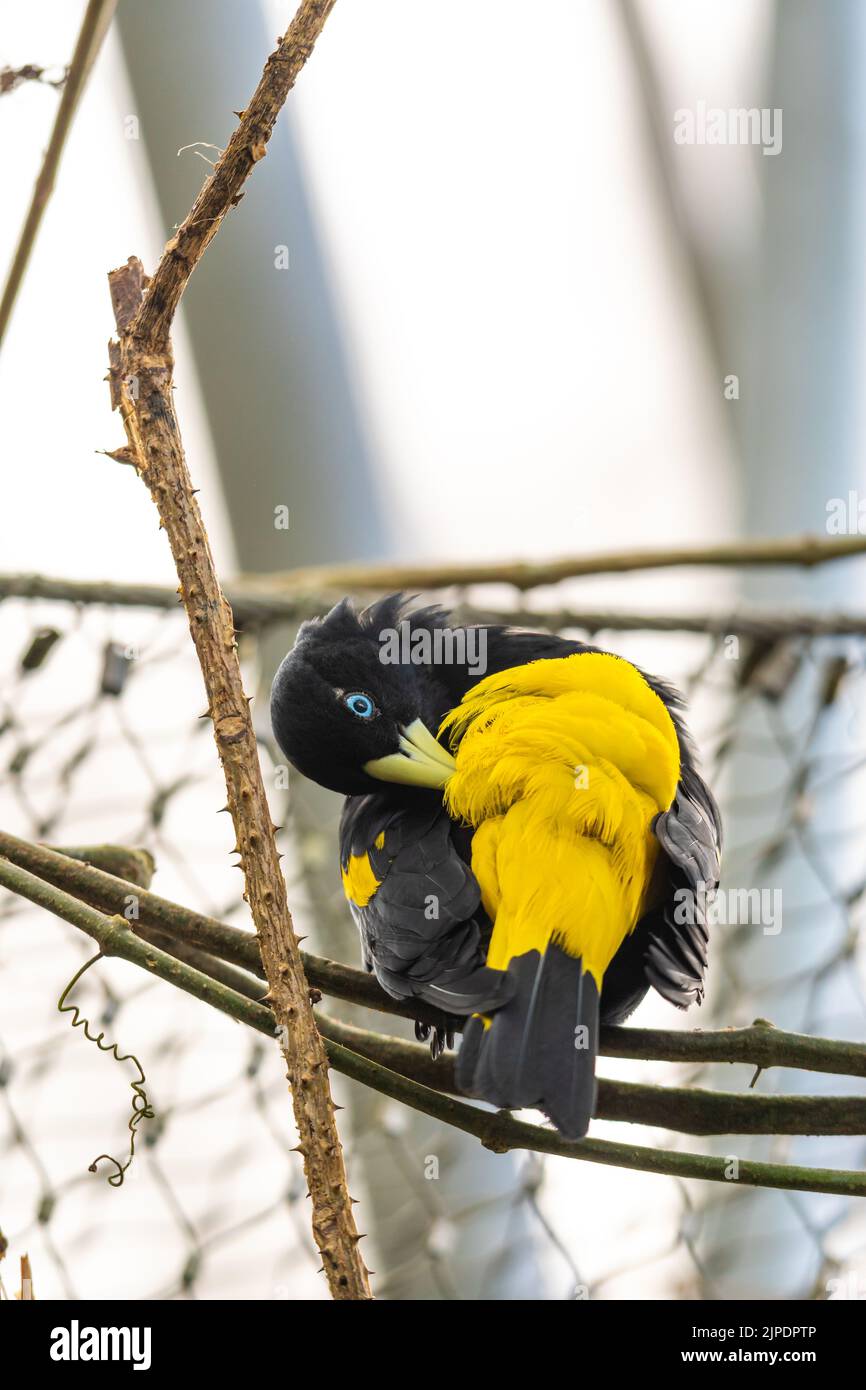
[614,0,728,382]
[237,532,866,595]
[105,0,370,1300]
[316,1013,866,1137]
[0,0,117,349]
[330,1038,866,1200]
[4,570,866,638]
[124,0,337,350]
[4,853,865,1197]
[5,831,866,1084]
[19,1253,35,1301]
[0,856,264,1032]
[51,843,155,888]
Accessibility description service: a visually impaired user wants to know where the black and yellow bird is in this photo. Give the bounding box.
[270,595,721,1138]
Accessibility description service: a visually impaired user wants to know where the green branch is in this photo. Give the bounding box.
[0,856,267,1032]
[327,1038,866,1201]
[4,830,866,1082]
[53,843,156,888]
[4,851,866,1196]
[316,1013,866,1137]
[0,830,267,976]
[598,1020,866,1078]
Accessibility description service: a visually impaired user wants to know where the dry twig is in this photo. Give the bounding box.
[0,0,117,348]
[237,531,866,595]
[0,65,67,95]
[3,570,866,638]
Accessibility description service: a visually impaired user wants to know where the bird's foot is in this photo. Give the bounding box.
[414,1017,455,1060]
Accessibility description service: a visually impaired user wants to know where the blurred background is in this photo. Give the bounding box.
[1,0,865,1300]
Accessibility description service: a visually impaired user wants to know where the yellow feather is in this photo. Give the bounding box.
[440,653,680,987]
[341,851,381,908]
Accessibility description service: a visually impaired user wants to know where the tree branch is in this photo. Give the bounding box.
[237,532,866,595]
[135,923,266,1001]
[315,1013,866,1137]
[5,570,866,638]
[105,0,370,1300]
[0,830,268,976]
[4,832,866,1083]
[597,1020,866,1078]
[4,853,866,1196]
[0,856,266,1033]
[328,1039,866,1200]
[0,0,117,350]
[51,843,156,888]
[124,1,337,351]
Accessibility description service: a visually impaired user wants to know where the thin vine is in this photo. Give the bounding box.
[57,951,154,1186]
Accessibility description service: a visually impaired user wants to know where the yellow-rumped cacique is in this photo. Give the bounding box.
[270,595,721,1139]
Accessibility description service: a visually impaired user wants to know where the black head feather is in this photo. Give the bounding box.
[271,593,624,794]
[270,594,457,794]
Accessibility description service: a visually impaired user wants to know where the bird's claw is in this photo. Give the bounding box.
[415,1017,455,1060]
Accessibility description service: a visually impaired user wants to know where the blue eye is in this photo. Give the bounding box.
[343,692,378,720]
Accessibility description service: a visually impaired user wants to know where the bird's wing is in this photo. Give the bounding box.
[339,793,511,1014]
[645,759,722,1008]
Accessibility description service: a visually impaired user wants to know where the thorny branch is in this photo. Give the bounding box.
[120,1,337,350]
[105,0,371,1300]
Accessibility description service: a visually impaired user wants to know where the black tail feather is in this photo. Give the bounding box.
[455,945,599,1139]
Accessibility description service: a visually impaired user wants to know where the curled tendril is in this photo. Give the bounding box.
[57,952,155,1187]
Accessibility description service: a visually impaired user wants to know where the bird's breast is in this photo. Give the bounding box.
[439,652,681,835]
[438,653,682,982]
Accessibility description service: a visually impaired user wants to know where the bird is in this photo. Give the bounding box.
[270,594,721,1139]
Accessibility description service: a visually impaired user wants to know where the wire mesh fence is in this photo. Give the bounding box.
[1,581,866,1300]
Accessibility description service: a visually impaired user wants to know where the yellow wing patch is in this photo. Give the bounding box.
[440,653,681,987]
[341,843,383,907]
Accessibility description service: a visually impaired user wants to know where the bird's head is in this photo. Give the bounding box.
[269,595,459,796]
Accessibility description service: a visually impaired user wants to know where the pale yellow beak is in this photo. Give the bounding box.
[364,718,457,790]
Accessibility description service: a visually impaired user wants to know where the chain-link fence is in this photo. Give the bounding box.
[2,581,866,1301]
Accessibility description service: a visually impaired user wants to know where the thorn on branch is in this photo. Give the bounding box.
[99,446,138,468]
[107,255,148,335]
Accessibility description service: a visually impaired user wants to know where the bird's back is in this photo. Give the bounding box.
[441,651,682,1136]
